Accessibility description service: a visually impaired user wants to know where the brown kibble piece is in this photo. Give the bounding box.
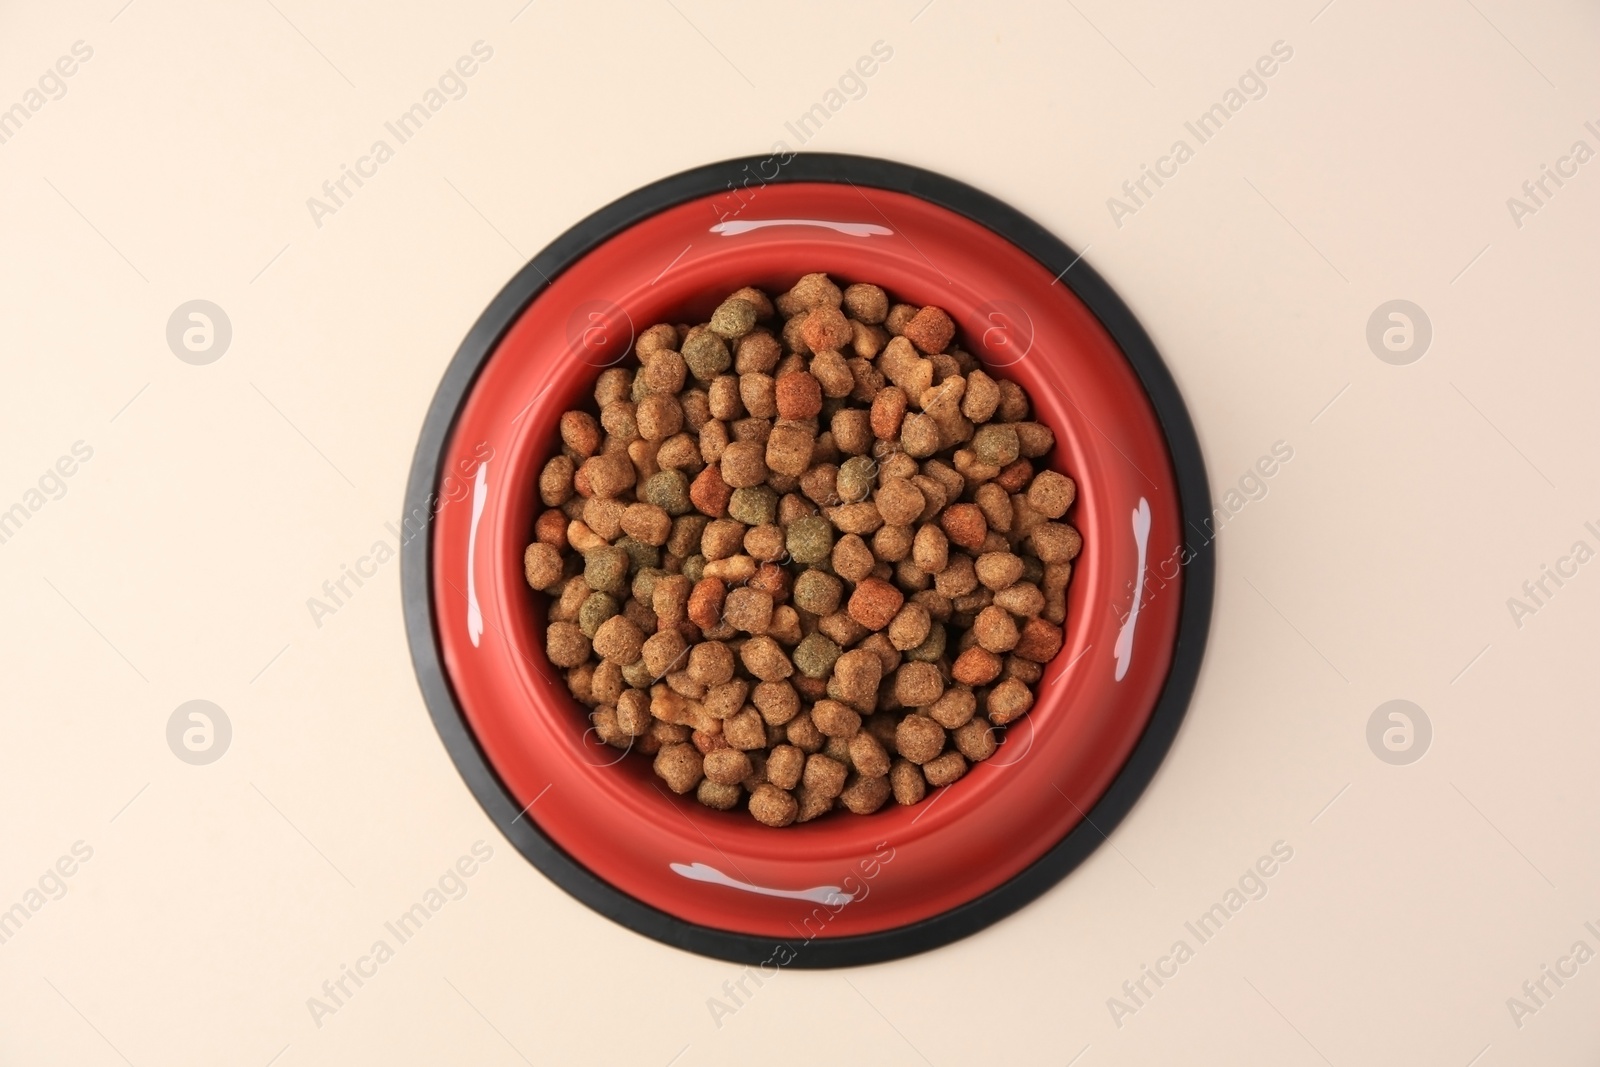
[654,743,703,794]
[826,648,882,713]
[902,306,955,355]
[785,273,842,311]
[973,605,1020,654]
[803,753,848,798]
[843,283,888,323]
[615,689,651,735]
[961,370,1000,422]
[579,452,635,500]
[954,718,997,761]
[620,502,672,546]
[753,680,801,725]
[641,629,688,678]
[636,324,678,359]
[736,330,781,374]
[765,423,815,477]
[697,779,742,810]
[794,785,833,823]
[927,686,977,730]
[720,440,768,489]
[1027,469,1076,518]
[546,621,591,668]
[987,677,1035,726]
[831,533,876,583]
[874,478,925,526]
[996,379,1030,422]
[890,759,926,805]
[534,509,569,549]
[839,775,891,814]
[723,708,767,749]
[887,602,932,651]
[1031,522,1083,563]
[748,783,798,827]
[1013,422,1055,457]
[703,748,753,786]
[884,303,917,335]
[912,524,949,574]
[801,305,853,352]
[723,587,774,634]
[636,394,684,441]
[560,410,603,457]
[994,582,1045,618]
[811,699,862,738]
[766,744,804,789]
[895,714,945,764]
[923,751,968,787]
[975,551,1025,591]
[592,615,644,665]
[688,641,735,685]
[739,635,794,681]
[894,661,945,707]
[540,456,575,507]
[811,349,854,397]
[848,731,891,778]
[524,543,563,590]
[899,413,941,458]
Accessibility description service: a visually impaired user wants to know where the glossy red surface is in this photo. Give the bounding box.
[431,183,1183,938]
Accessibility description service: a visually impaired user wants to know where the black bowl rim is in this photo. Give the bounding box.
[401,152,1213,968]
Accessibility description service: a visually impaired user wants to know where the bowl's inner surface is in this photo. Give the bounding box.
[431,182,1184,937]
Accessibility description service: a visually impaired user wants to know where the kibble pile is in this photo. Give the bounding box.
[523,274,1081,827]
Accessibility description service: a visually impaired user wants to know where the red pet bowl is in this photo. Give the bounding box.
[403,155,1211,966]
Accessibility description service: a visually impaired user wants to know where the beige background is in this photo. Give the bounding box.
[2,0,1597,1063]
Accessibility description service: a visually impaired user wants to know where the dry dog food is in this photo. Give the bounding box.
[524,274,1081,826]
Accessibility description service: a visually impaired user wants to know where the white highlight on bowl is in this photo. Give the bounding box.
[1113,497,1150,682]
[709,219,892,238]
[669,861,855,906]
[466,461,488,648]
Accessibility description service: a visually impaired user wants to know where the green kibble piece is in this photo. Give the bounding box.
[836,456,877,503]
[578,592,620,638]
[683,554,707,583]
[632,566,667,604]
[682,330,731,381]
[642,470,692,516]
[708,298,758,340]
[584,546,630,595]
[787,515,834,566]
[793,632,842,679]
[728,485,778,526]
[906,621,947,663]
[972,424,1021,466]
[616,535,660,572]
[792,569,844,616]
[622,658,655,687]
